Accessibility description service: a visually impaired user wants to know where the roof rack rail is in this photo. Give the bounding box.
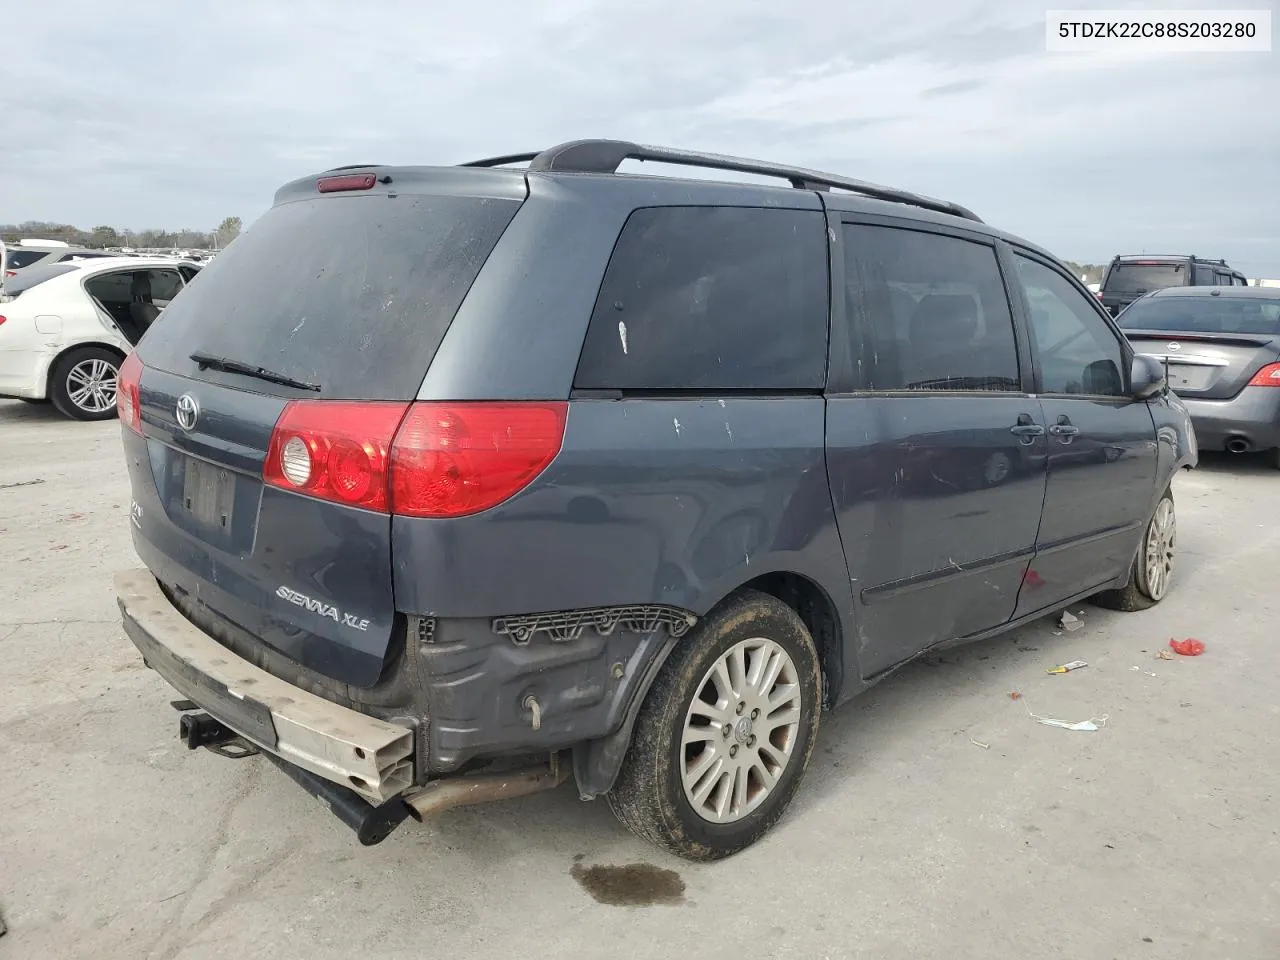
[459,152,541,168]
[461,139,982,222]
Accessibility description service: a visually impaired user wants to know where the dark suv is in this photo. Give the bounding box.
[1100,254,1248,317]
[113,140,1196,861]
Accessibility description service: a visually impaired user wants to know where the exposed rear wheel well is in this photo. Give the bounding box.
[740,572,843,708]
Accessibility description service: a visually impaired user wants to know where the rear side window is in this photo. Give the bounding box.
[1194,264,1218,285]
[574,206,829,391]
[841,225,1020,392]
[4,249,49,270]
[140,194,521,400]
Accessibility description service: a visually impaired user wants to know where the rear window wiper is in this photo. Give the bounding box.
[190,352,321,392]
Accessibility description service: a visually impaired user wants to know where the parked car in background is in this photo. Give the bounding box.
[113,140,1195,862]
[1119,286,1280,468]
[2,238,117,278]
[1100,254,1248,317]
[0,256,201,419]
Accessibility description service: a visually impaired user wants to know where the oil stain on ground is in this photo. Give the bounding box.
[571,862,686,906]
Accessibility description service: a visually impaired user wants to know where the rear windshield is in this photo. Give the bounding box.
[3,262,78,295]
[139,193,521,400]
[1118,297,1280,335]
[4,249,51,270]
[1103,262,1188,296]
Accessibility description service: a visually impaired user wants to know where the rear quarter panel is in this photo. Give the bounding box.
[392,397,852,628]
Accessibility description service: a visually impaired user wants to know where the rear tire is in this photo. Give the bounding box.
[607,590,822,862]
[49,347,121,421]
[1092,488,1175,612]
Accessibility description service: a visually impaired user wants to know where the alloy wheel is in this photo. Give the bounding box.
[1142,498,1176,601]
[66,358,118,414]
[680,637,803,824]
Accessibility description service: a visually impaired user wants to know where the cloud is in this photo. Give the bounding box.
[1,0,1275,275]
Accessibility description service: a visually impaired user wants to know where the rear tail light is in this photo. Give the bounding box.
[263,401,567,517]
[0,315,6,325]
[264,402,409,511]
[390,402,568,518]
[117,351,143,433]
[1247,362,1280,387]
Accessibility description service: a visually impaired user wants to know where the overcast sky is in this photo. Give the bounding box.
[3,1,1276,273]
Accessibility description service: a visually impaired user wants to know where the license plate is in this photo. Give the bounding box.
[182,458,234,530]
[1166,367,1212,391]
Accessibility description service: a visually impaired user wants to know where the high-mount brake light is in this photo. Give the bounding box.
[263,400,568,517]
[117,351,143,434]
[1247,362,1280,387]
[316,173,377,193]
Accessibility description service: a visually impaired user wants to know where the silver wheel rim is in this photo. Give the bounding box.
[66,358,118,413]
[680,637,802,824]
[1143,498,1175,600]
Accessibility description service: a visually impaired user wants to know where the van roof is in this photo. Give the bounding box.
[283,138,984,223]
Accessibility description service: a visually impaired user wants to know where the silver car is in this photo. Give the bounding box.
[1118,286,1280,468]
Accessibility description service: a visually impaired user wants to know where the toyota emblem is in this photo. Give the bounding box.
[1167,342,1181,352]
[175,393,199,431]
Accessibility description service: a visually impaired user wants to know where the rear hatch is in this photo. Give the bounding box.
[125,168,525,686]
[1118,294,1280,399]
[1102,260,1190,315]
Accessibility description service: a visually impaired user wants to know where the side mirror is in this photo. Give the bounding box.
[1130,353,1167,400]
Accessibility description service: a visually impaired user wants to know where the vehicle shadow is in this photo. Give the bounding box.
[1188,451,1275,476]
[0,399,63,423]
[366,612,1078,868]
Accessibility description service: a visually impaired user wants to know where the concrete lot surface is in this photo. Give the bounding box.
[1,398,1277,959]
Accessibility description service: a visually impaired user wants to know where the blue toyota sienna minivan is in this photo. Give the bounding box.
[114,140,1196,860]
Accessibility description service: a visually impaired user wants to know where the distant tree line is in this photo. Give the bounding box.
[1064,261,1107,284]
[0,216,242,250]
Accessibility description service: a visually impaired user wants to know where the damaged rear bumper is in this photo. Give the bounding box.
[115,569,415,804]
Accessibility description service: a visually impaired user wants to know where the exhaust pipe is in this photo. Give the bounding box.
[1226,437,1250,454]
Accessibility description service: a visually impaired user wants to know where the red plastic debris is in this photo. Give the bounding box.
[1009,691,1023,701]
[1169,638,1205,657]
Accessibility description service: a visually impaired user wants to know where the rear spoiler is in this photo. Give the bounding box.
[1121,329,1276,349]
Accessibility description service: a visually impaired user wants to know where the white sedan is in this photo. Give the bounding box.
[0,256,200,420]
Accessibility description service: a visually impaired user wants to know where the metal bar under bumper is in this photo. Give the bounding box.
[260,752,412,846]
[114,568,415,804]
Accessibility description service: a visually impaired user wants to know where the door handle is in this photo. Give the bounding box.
[1010,414,1044,445]
[1049,415,1080,440]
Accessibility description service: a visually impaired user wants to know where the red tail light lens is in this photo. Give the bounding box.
[390,402,568,518]
[1248,362,1280,387]
[264,401,410,511]
[117,351,143,433]
[263,400,567,516]
[317,173,377,193]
